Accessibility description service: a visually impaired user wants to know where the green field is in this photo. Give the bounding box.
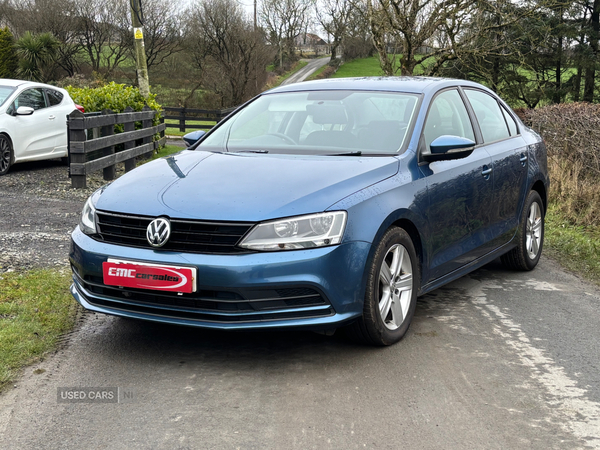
[165,119,216,137]
[333,55,434,78]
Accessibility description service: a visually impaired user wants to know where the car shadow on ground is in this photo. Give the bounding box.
[74,258,514,371]
[3,158,67,175]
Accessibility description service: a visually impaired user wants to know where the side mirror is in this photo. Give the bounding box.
[16,106,34,116]
[422,135,475,162]
[183,130,206,147]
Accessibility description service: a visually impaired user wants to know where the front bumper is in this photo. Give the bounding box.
[69,226,371,330]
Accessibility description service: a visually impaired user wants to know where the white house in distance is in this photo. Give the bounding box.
[294,33,330,56]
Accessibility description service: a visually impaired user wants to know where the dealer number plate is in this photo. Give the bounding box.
[102,259,197,294]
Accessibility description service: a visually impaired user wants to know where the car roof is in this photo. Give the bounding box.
[0,78,60,90]
[267,76,489,96]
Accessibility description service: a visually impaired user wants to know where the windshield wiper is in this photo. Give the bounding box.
[327,151,362,156]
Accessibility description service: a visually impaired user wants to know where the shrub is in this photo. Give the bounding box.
[525,103,600,226]
[65,82,161,117]
[65,83,163,153]
[0,27,18,79]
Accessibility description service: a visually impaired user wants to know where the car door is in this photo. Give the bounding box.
[44,88,72,155]
[463,89,529,249]
[9,87,55,159]
[419,88,494,283]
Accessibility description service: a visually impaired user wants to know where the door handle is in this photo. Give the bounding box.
[48,115,56,120]
[520,154,528,166]
[481,166,492,179]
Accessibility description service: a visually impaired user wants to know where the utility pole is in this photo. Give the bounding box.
[130,0,150,98]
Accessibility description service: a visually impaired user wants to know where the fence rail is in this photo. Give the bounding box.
[163,106,236,133]
[68,106,165,188]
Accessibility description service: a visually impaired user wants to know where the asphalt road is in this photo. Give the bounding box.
[282,58,333,85]
[1,250,600,448]
[1,160,600,449]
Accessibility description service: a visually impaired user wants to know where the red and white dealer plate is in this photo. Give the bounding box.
[102,259,197,293]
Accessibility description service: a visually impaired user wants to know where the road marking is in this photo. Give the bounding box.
[468,277,600,448]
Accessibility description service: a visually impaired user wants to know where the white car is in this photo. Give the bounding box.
[0,79,83,175]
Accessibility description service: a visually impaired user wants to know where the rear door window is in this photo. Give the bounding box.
[46,89,64,106]
[464,89,510,143]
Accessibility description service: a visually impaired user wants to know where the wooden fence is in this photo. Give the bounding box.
[163,106,236,133]
[67,106,166,188]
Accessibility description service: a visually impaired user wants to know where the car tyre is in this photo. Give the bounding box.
[347,227,418,346]
[0,134,13,176]
[501,190,544,271]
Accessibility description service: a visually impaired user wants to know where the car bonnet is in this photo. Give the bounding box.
[94,150,400,222]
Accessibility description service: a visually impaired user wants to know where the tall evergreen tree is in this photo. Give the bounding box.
[0,27,18,79]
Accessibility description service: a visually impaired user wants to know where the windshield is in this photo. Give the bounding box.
[0,86,16,108]
[199,90,420,155]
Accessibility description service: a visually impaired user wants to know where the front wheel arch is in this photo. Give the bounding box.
[346,226,420,346]
[0,133,14,176]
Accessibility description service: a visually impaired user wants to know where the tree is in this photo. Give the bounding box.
[186,0,273,107]
[316,0,350,62]
[583,0,599,101]
[343,0,374,60]
[0,0,83,77]
[366,0,538,77]
[73,0,130,76]
[0,27,18,78]
[260,0,312,68]
[16,31,59,82]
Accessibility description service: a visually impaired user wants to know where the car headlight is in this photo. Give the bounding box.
[80,196,98,235]
[239,211,347,251]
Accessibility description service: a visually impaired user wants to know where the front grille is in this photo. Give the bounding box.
[94,211,254,254]
[72,268,333,323]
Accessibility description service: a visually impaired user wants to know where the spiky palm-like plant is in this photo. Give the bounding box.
[16,32,59,82]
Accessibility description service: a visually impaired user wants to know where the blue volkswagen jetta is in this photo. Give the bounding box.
[70,77,548,345]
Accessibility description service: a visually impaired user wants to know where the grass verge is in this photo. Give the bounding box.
[267,60,309,88]
[544,205,600,286]
[0,268,79,392]
[0,145,184,393]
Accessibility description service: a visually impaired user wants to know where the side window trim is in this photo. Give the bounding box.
[457,87,483,145]
[500,104,520,137]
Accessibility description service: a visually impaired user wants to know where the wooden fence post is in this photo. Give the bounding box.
[179,107,186,132]
[142,105,153,159]
[68,110,87,189]
[123,106,136,172]
[159,113,165,140]
[101,109,116,180]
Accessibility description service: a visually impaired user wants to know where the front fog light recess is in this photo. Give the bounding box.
[239,211,347,251]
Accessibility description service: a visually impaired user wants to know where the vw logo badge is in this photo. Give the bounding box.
[146,217,171,247]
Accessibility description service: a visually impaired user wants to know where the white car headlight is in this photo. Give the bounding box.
[239,211,347,251]
[80,196,98,235]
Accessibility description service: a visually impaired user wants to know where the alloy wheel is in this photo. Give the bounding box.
[0,137,10,174]
[526,202,542,260]
[378,244,413,330]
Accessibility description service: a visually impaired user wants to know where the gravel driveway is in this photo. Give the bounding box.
[0,140,186,273]
[0,160,98,272]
